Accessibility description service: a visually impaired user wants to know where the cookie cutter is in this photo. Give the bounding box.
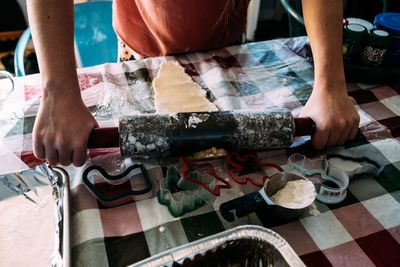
[325,153,384,179]
[220,171,316,222]
[82,164,152,207]
[157,165,216,217]
[287,153,385,204]
[179,157,231,196]
[286,153,350,204]
[226,151,283,187]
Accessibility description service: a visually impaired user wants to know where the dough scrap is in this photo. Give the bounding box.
[189,147,227,160]
[153,61,218,113]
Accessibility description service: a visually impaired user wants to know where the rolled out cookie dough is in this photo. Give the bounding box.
[152,61,218,113]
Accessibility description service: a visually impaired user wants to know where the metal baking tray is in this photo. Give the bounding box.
[0,164,70,267]
[130,225,305,267]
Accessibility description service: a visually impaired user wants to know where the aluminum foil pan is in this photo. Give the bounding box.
[0,164,70,267]
[129,225,304,267]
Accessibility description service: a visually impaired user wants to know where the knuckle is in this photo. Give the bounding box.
[56,139,69,151]
[336,119,346,129]
[73,140,87,150]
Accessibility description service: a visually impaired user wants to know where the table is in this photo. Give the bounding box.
[1,36,400,267]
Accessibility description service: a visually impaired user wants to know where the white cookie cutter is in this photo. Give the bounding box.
[286,153,350,204]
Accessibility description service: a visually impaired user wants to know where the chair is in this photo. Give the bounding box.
[14,1,117,76]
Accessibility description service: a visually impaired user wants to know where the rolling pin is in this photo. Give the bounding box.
[88,108,315,156]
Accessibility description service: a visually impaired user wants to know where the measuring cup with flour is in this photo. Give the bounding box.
[220,172,316,222]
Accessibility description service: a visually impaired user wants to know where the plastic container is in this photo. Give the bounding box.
[343,23,368,62]
[361,29,392,66]
[374,12,400,66]
[347,17,374,32]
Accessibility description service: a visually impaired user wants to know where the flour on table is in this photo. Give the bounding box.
[152,61,218,113]
[270,179,316,209]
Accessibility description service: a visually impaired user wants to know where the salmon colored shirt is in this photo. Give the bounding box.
[113,0,249,58]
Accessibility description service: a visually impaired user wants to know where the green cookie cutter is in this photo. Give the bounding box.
[157,164,216,217]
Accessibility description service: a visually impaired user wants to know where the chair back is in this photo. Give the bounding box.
[74,1,118,67]
[14,1,118,76]
[14,28,31,76]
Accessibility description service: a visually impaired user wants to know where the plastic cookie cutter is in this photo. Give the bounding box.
[325,153,384,179]
[226,151,283,187]
[287,152,385,205]
[179,156,231,196]
[287,153,352,204]
[220,171,316,222]
[82,164,152,207]
[157,165,216,217]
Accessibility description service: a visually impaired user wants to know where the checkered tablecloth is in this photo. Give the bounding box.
[1,36,400,267]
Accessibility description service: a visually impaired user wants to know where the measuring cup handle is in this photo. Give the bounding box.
[219,191,265,221]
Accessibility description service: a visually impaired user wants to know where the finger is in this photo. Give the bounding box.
[45,146,58,165]
[327,120,345,147]
[72,147,88,167]
[348,125,359,140]
[311,127,329,150]
[58,149,73,166]
[337,124,352,146]
[33,142,45,160]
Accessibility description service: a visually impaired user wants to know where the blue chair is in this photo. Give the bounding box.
[14,1,117,76]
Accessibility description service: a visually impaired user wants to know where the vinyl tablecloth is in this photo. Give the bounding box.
[1,36,400,267]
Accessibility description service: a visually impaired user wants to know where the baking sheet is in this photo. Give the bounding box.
[0,164,69,267]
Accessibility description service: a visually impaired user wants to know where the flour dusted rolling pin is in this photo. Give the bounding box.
[87,109,316,156]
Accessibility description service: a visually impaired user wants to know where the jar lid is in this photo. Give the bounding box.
[374,13,400,35]
[347,17,374,31]
[368,29,392,48]
[343,24,367,42]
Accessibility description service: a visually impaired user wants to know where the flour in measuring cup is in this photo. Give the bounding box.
[270,179,316,209]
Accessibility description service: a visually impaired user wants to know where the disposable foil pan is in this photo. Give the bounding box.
[129,225,305,267]
[0,164,70,267]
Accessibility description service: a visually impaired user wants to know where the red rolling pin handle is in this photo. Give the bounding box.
[87,127,119,149]
[293,117,316,137]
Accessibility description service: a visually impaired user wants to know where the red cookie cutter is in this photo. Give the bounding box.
[226,151,283,187]
[179,156,231,196]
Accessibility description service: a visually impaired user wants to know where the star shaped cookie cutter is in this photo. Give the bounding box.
[179,156,231,196]
[157,166,216,217]
[226,151,283,187]
[82,164,152,207]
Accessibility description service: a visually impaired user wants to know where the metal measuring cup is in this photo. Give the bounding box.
[220,172,316,222]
